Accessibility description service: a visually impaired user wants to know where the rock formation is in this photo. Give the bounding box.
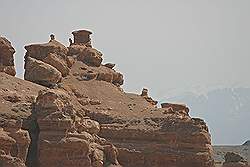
[29,89,121,167]
[24,57,62,87]
[0,30,215,167]
[0,119,30,167]
[24,34,69,85]
[0,37,16,76]
[222,152,249,167]
[72,30,92,47]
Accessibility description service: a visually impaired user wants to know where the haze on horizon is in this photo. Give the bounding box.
[1,0,250,145]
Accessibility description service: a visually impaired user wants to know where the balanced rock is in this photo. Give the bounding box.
[24,35,70,79]
[25,37,68,61]
[24,57,62,87]
[0,37,16,76]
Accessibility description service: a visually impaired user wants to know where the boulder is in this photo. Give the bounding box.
[161,103,189,115]
[24,38,68,61]
[24,57,62,87]
[78,47,103,67]
[43,53,69,77]
[0,37,16,76]
[75,118,100,135]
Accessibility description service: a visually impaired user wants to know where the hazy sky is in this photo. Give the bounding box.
[1,0,250,144]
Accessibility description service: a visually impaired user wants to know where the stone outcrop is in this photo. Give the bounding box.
[0,119,30,167]
[24,57,62,87]
[29,89,121,167]
[43,53,69,77]
[223,152,249,167]
[24,35,69,87]
[99,107,214,167]
[68,45,103,67]
[0,37,16,76]
[72,30,92,47]
[140,88,158,106]
[0,31,215,167]
[24,36,68,61]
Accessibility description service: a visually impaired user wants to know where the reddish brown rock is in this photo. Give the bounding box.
[24,35,70,80]
[72,29,92,47]
[161,102,189,116]
[140,88,158,106]
[24,36,68,61]
[0,29,215,167]
[0,37,16,76]
[77,47,103,67]
[0,151,26,167]
[0,119,30,167]
[24,57,62,87]
[43,53,70,77]
[31,89,121,167]
[3,119,31,163]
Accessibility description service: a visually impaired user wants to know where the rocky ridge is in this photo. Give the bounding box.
[0,29,214,167]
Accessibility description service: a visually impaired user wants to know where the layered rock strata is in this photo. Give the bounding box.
[0,31,215,167]
[29,89,121,167]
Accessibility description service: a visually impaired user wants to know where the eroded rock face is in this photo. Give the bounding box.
[99,107,214,167]
[0,29,215,167]
[43,53,70,77]
[140,88,158,106]
[24,38,68,61]
[0,119,30,167]
[24,57,62,87]
[24,36,70,87]
[223,152,248,167]
[30,89,121,167]
[68,45,103,67]
[0,37,16,76]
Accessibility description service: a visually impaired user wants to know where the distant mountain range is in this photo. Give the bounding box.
[165,87,250,145]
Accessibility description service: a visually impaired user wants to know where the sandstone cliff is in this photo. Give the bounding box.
[0,30,215,167]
